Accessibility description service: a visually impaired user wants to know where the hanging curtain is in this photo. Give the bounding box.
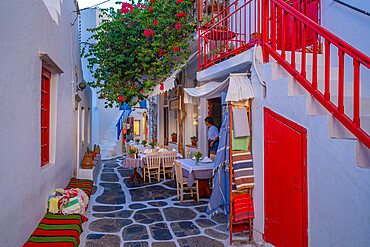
[206,109,230,216]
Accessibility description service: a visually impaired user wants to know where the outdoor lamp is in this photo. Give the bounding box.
[76,80,87,91]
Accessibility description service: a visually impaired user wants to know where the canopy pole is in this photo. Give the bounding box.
[229,103,233,245]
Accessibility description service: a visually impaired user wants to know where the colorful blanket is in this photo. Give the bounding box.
[233,193,254,222]
[232,152,254,190]
[24,213,88,247]
[65,178,93,198]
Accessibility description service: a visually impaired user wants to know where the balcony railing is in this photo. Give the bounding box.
[198,0,261,70]
[262,0,370,148]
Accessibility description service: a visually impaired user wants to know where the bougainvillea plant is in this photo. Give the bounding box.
[82,0,196,108]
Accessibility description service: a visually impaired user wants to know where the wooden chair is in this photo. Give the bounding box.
[174,161,199,202]
[144,152,161,183]
[186,149,192,159]
[161,151,176,180]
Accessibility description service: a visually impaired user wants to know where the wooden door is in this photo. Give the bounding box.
[264,108,308,247]
[164,107,169,145]
[208,97,222,129]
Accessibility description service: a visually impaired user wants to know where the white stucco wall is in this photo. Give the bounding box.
[80,8,122,146]
[251,60,370,246]
[0,0,91,245]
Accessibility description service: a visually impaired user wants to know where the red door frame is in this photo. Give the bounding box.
[263,107,308,247]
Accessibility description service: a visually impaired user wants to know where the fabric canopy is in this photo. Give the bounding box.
[148,52,198,98]
[184,73,254,103]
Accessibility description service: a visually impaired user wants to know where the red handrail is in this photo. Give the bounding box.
[198,0,261,70]
[262,0,370,148]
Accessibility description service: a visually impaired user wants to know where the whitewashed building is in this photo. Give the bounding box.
[0,0,92,245]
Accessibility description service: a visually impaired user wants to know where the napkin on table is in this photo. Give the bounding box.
[201,156,212,163]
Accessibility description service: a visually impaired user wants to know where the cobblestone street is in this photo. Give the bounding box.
[79,156,253,247]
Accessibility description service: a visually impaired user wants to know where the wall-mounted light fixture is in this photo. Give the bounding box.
[76,80,87,92]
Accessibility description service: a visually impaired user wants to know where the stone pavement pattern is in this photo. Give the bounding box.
[79,156,254,247]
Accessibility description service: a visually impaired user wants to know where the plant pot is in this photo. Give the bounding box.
[93,147,100,154]
[92,152,96,159]
[191,140,197,146]
[81,153,93,169]
[171,136,177,142]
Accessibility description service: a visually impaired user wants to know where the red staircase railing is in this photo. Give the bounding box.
[262,0,370,148]
[198,0,261,70]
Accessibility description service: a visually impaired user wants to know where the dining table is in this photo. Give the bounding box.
[122,157,144,183]
[174,158,214,198]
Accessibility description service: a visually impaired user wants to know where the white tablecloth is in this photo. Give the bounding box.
[174,159,214,186]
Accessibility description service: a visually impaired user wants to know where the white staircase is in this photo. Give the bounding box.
[100,119,123,159]
[258,51,370,168]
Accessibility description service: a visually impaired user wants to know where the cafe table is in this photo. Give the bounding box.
[132,144,152,152]
[174,158,214,198]
[122,157,144,183]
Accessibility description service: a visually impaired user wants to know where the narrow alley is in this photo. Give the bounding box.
[79,156,253,247]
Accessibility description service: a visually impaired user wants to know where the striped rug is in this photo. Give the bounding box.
[232,152,254,191]
[65,178,94,198]
[24,213,88,247]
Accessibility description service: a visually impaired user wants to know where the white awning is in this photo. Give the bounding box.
[148,51,198,98]
[148,69,179,98]
[184,73,254,103]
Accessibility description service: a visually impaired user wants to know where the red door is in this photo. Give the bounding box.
[264,108,308,247]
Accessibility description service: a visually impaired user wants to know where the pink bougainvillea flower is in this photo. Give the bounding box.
[141,89,144,93]
[121,3,133,14]
[176,0,184,4]
[176,12,187,20]
[159,49,165,56]
[144,28,154,37]
[118,96,125,101]
[136,4,146,9]
[153,19,158,26]
[173,46,180,52]
[160,83,164,90]
[102,97,105,99]
[175,23,182,30]
[148,6,152,13]
[150,0,155,2]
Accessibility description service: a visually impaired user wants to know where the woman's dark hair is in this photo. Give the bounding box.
[204,116,215,126]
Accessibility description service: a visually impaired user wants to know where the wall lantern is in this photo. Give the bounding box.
[76,80,87,92]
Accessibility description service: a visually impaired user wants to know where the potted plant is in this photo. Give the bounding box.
[194,151,203,165]
[135,138,140,145]
[81,148,93,169]
[191,136,198,146]
[141,140,147,147]
[129,148,137,159]
[149,140,157,149]
[171,133,177,142]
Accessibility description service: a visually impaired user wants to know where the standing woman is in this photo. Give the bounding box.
[205,116,219,161]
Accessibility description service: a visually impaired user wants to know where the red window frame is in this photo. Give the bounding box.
[41,68,51,166]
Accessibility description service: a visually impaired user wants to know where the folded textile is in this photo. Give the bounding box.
[232,152,254,190]
[24,213,88,247]
[233,194,254,222]
[232,108,250,137]
[201,156,212,163]
[65,178,93,198]
[232,130,249,151]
